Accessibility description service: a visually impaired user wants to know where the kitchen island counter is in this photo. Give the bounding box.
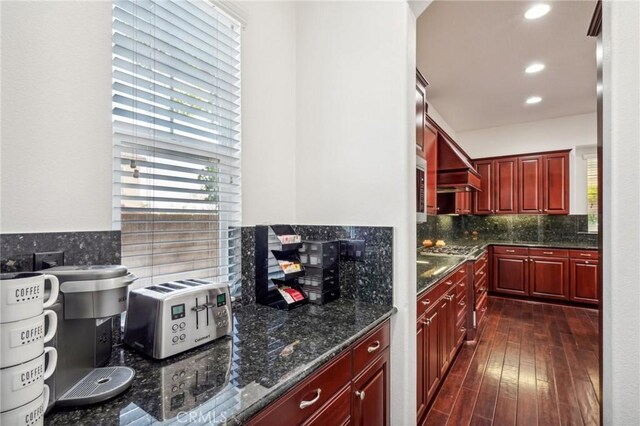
[46,299,396,425]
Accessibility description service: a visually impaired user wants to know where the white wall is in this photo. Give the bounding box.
[456,113,597,214]
[0,1,113,233]
[241,1,297,226]
[602,1,640,423]
[427,103,458,141]
[294,2,416,423]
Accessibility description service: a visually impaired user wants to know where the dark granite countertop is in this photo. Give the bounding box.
[416,240,598,297]
[45,299,396,426]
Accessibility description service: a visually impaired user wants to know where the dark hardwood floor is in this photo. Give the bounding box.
[424,296,600,426]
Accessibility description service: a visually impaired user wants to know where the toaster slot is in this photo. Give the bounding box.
[175,280,201,287]
[147,286,173,294]
[160,283,187,290]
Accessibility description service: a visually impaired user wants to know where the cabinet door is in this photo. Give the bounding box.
[518,155,543,214]
[416,317,427,422]
[425,309,440,402]
[438,296,452,377]
[570,259,599,305]
[543,152,570,214]
[492,254,529,295]
[352,350,390,426]
[455,191,472,215]
[529,257,569,300]
[473,160,494,215]
[494,157,519,214]
[425,122,438,215]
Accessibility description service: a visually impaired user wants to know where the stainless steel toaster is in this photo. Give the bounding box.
[124,279,232,359]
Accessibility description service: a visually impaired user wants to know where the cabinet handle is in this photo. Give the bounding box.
[459,300,465,306]
[460,283,465,287]
[479,271,485,275]
[579,253,593,257]
[585,261,590,264]
[367,340,381,353]
[506,249,515,253]
[543,251,554,255]
[355,390,366,401]
[446,281,454,286]
[482,307,487,313]
[299,388,322,409]
[460,327,466,333]
[421,299,430,306]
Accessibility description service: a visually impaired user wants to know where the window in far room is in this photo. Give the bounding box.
[587,156,598,232]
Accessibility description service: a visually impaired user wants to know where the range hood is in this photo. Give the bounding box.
[437,133,481,193]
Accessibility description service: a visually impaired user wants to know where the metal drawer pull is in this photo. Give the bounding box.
[479,271,485,275]
[446,281,454,286]
[579,253,593,257]
[299,389,322,409]
[506,249,515,253]
[543,251,554,255]
[356,390,366,400]
[459,300,465,306]
[421,299,431,306]
[367,340,381,353]
[460,327,466,333]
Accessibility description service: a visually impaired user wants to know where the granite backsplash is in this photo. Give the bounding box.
[418,214,597,247]
[0,231,121,273]
[241,225,393,308]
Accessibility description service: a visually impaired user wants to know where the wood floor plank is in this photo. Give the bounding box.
[428,297,599,426]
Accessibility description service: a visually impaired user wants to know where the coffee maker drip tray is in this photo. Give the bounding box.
[56,367,135,407]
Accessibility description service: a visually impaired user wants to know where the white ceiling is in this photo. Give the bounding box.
[417,0,597,133]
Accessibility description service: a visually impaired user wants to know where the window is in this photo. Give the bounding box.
[112,0,242,294]
[587,156,598,232]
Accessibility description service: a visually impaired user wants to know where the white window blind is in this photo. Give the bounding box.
[587,156,598,232]
[112,0,242,292]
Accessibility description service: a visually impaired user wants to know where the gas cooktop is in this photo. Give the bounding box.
[418,245,479,257]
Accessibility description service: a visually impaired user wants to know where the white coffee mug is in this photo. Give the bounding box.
[0,384,49,426]
[0,347,57,412]
[0,273,59,323]
[0,310,58,368]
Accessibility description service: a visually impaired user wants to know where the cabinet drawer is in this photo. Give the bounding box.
[455,315,466,345]
[474,263,487,282]
[570,249,599,259]
[456,296,467,322]
[304,384,351,426]
[493,246,528,255]
[456,279,467,299]
[455,266,467,284]
[353,322,390,374]
[474,253,487,272]
[248,351,352,426]
[476,294,488,326]
[418,281,448,317]
[474,274,488,292]
[529,247,569,257]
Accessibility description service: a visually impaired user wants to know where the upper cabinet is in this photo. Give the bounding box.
[416,73,427,155]
[416,70,438,215]
[424,122,438,215]
[474,150,570,215]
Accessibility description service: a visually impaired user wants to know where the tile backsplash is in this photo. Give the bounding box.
[418,214,597,247]
[0,231,121,273]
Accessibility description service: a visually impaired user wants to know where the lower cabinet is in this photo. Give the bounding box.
[416,267,467,424]
[491,246,599,305]
[570,258,599,305]
[248,321,390,426]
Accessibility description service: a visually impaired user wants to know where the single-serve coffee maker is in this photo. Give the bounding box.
[42,265,136,408]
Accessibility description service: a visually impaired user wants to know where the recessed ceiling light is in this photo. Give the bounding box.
[525,63,545,74]
[524,4,551,20]
[526,96,542,104]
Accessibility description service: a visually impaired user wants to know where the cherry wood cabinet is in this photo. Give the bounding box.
[352,350,390,426]
[518,155,544,214]
[494,157,519,214]
[416,75,426,155]
[416,266,468,424]
[473,160,494,215]
[492,253,529,296]
[529,256,569,300]
[425,122,438,215]
[455,191,472,215]
[570,258,600,305]
[248,321,390,426]
[436,191,471,215]
[543,152,570,214]
[474,150,570,215]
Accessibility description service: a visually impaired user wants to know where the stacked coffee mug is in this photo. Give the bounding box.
[1,272,60,426]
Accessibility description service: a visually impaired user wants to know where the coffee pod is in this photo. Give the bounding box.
[0,310,57,368]
[0,347,57,412]
[0,273,60,323]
